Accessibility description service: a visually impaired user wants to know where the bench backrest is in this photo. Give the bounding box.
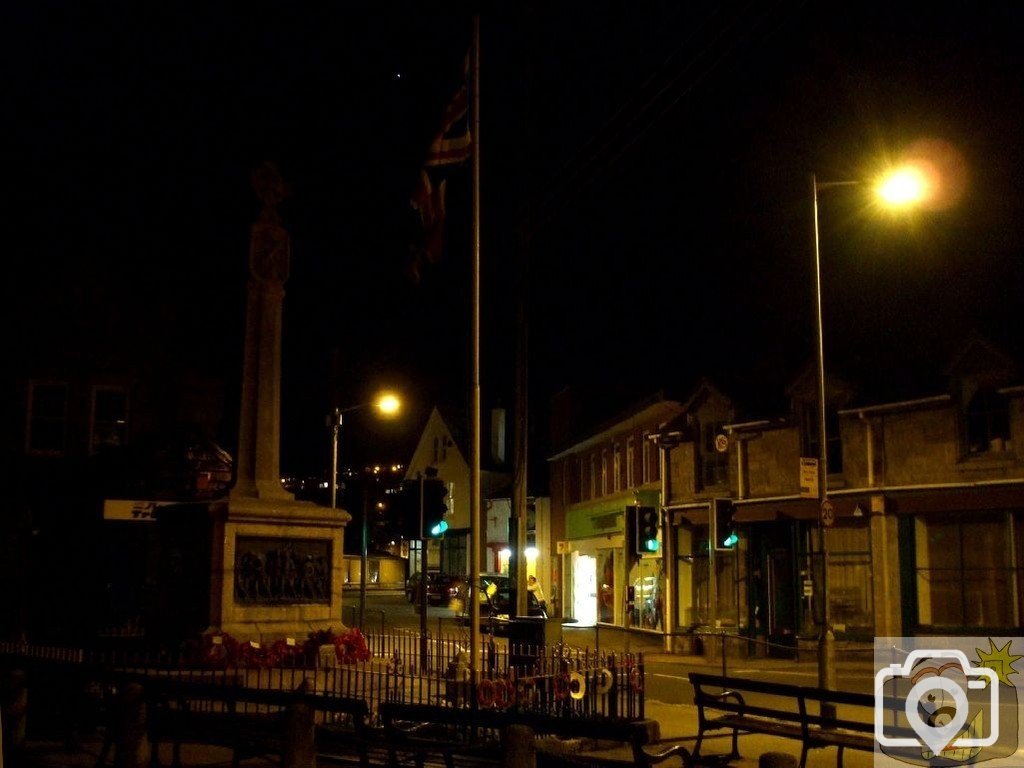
[691,673,880,734]
[690,673,808,724]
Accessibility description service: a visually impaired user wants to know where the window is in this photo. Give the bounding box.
[612,443,622,493]
[91,387,129,453]
[27,381,68,454]
[700,420,728,488]
[600,449,609,496]
[914,512,1018,629]
[642,433,652,483]
[803,405,843,474]
[589,454,596,500]
[626,437,636,488]
[965,389,1010,454]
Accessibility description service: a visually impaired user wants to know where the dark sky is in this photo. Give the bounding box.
[9,3,1024,475]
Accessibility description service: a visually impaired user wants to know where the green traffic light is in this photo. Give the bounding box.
[722,532,739,548]
[430,520,449,537]
[644,538,659,552]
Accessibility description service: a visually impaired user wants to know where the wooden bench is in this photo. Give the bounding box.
[145,678,295,768]
[689,673,876,768]
[141,677,379,768]
[379,702,690,768]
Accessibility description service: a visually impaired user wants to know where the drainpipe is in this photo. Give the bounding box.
[863,414,876,488]
[659,442,674,653]
[736,437,748,500]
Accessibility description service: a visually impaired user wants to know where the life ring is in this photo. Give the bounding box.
[594,668,614,696]
[477,679,496,708]
[493,678,511,709]
[568,671,586,700]
[554,672,570,701]
[629,667,643,693]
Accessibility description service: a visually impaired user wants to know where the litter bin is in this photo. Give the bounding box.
[505,616,562,670]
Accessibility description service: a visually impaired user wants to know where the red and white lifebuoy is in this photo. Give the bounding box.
[554,672,570,701]
[477,678,496,708]
[629,666,643,693]
[493,678,511,709]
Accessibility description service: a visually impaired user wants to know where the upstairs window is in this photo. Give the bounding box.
[626,437,636,488]
[803,405,844,474]
[612,443,622,493]
[91,387,129,453]
[966,389,1011,455]
[27,381,68,455]
[700,420,729,488]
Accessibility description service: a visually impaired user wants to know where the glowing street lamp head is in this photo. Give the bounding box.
[375,393,401,416]
[875,165,930,207]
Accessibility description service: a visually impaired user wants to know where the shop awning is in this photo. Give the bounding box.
[731,496,869,523]
[889,485,1024,514]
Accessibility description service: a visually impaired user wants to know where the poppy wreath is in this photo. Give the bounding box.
[201,632,239,667]
[333,627,371,663]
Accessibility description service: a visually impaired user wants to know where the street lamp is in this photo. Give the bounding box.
[327,391,402,628]
[811,165,932,692]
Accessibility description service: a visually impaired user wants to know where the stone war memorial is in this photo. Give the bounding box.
[209,163,350,639]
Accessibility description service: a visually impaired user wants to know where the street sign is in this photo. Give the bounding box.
[820,498,835,527]
[714,433,729,453]
[799,458,819,499]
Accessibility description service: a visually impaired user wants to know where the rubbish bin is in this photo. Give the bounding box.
[505,616,561,671]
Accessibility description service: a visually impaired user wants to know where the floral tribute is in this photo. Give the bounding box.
[194,627,371,668]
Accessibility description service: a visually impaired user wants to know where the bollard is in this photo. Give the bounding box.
[113,683,147,768]
[283,701,316,768]
[502,724,536,768]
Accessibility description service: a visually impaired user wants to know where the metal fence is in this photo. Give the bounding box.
[0,632,645,724]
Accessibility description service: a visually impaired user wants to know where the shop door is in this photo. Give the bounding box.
[749,523,797,655]
[572,553,597,626]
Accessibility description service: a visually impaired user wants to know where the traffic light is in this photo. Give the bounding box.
[712,498,737,549]
[393,481,420,541]
[634,506,660,554]
[421,476,449,538]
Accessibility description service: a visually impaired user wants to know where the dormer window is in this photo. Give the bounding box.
[802,404,843,474]
[965,389,1011,454]
[700,420,728,488]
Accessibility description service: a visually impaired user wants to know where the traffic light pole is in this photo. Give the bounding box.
[418,473,428,671]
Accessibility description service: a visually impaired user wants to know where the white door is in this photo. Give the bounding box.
[572,553,597,626]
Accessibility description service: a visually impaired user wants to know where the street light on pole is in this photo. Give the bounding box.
[327,391,402,628]
[810,163,934,692]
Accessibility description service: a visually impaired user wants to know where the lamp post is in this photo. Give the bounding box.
[327,392,401,628]
[810,164,932,691]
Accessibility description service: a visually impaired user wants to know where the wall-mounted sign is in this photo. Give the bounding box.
[103,499,176,521]
[556,540,570,554]
[799,458,819,499]
[714,433,729,453]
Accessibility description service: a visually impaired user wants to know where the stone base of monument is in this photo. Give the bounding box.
[208,495,351,642]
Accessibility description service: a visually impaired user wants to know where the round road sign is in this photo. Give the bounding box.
[820,499,835,527]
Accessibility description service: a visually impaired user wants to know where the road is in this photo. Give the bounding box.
[350,589,879,706]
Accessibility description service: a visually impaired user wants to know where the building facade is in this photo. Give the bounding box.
[655,340,1024,653]
[548,396,684,629]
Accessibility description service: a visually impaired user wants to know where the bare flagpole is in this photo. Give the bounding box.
[469,13,482,678]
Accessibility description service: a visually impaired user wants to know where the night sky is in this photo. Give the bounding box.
[9,3,1024,478]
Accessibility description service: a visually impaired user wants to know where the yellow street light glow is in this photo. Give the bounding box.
[375,392,401,416]
[875,165,930,207]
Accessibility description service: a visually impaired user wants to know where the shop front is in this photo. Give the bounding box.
[668,496,876,654]
[562,491,663,631]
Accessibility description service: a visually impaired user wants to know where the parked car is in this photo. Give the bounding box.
[453,574,547,630]
[405,572,460,606]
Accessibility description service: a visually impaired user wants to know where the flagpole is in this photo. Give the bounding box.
[469,13,482,679]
